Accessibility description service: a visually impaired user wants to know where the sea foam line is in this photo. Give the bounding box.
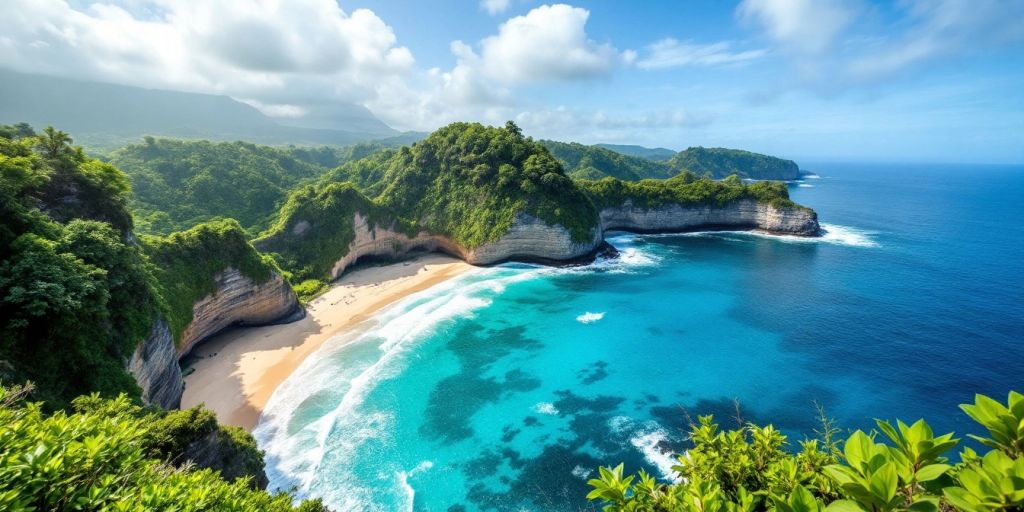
[255,266,545,507]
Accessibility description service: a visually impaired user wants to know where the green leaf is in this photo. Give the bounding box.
[915,463,951,482]
[824,500,865,512]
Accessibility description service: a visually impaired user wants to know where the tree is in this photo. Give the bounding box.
[36,126,74,160]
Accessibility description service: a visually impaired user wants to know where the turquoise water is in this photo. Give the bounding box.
[255,164,1024,511]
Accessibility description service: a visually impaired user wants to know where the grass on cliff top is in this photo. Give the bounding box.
[142,218,281,345]
[577,172,804,210]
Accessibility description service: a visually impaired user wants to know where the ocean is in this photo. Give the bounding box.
[254,163,1024,511]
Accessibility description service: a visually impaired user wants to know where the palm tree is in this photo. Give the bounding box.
[37,126,73,160]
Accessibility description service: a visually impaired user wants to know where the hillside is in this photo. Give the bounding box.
[595,143,676,161]
[109,139,334,235]
[0,69,395,149]
[540,139,676,181]
[669,146,801,180]
[541,139,802,181]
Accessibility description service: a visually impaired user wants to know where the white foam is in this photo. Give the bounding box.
[817,223,879,247]
[797,183,814,188]
[534,402,559,415]
[630,428,682,483]
[255,267,537,505]
[572,465,593,480]
[576,311,605,324]
[803,174,821,179]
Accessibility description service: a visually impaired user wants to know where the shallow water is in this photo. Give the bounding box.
[255,163,1024,511]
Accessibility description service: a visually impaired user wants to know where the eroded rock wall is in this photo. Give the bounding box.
[127,320,182,410]
[177,269,303,358]
[599,199,819,235]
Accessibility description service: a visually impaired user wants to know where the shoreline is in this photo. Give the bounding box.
[180,253,473,431]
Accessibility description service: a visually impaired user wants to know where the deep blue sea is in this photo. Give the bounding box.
[255,164,1024,511]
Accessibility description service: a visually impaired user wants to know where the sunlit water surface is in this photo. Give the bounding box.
[255,164,1024,511]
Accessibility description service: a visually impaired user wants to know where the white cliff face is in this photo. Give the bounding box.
[599,199,819,235]
[127,320,182,410]
[177,269,302,358]
[325,202,817,278]
[327,213,602,279]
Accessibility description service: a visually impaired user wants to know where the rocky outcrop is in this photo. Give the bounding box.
[328,213,603,279]
[177,269,303,358]
[327,202,817,278]
[127,320,182,410]
[599,199,819,236]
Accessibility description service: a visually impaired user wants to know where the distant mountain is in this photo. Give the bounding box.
[667,147,801,181]
[595,143,676,162]
[0,69,396,149]
[540,140,676,181]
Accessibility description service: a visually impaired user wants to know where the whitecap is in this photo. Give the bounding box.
[534,402,559,415]
[797,183,814,188]
[803,173,821,179]
[572,465,593,480]
[630,428,682,483]
[576,311,605,324]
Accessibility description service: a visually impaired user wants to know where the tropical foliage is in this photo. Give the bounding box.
[667,147,801,181]
[540,140,677,181]
[142,219,280,343]
[0,125,160,408]
[0,385,326,512]
[586,391,1024,512]
[578,173,803,210]
[109,138,330,235]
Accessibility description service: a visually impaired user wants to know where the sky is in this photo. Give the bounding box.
[1,0,1022,163]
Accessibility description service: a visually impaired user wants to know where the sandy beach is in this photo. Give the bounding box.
[180,253,473,431]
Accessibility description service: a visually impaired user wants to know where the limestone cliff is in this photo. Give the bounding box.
[128,268,302,409]
[327,213,603,279]
[177,269,303,358]
[599,199,819,235]
[127,321,182,410]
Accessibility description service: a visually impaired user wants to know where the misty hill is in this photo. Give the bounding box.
[0,69,396,149]
[595,143,676,161]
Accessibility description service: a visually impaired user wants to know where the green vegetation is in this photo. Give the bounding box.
[0,385,326,512]
[110,138,330,235]
[596,143,677,162]
[541,140,676,181]
[578,173,802,210]
[668,147,801,181]
[141,219,281,344]
[586,391,1024,512]
[540,141,801,181]
[0,125,160,408]
[372,122,599,246]
[254,182,410,291]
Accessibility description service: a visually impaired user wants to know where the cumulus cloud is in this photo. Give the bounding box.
[736,0,853,56]
[637,39,767,70]
[0,0,413,125]
[473,4,625,84]
[480,0,511,16]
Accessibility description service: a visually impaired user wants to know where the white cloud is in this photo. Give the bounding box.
[0,0,414,126]
[480,0,510,16]
[637,39,767,70]
[736,0,853,56]
[513,105,710,142]
[474,4,624,84]
[847,0,1024,80]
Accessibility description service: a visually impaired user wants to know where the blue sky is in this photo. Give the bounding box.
[2,0,1023,163]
